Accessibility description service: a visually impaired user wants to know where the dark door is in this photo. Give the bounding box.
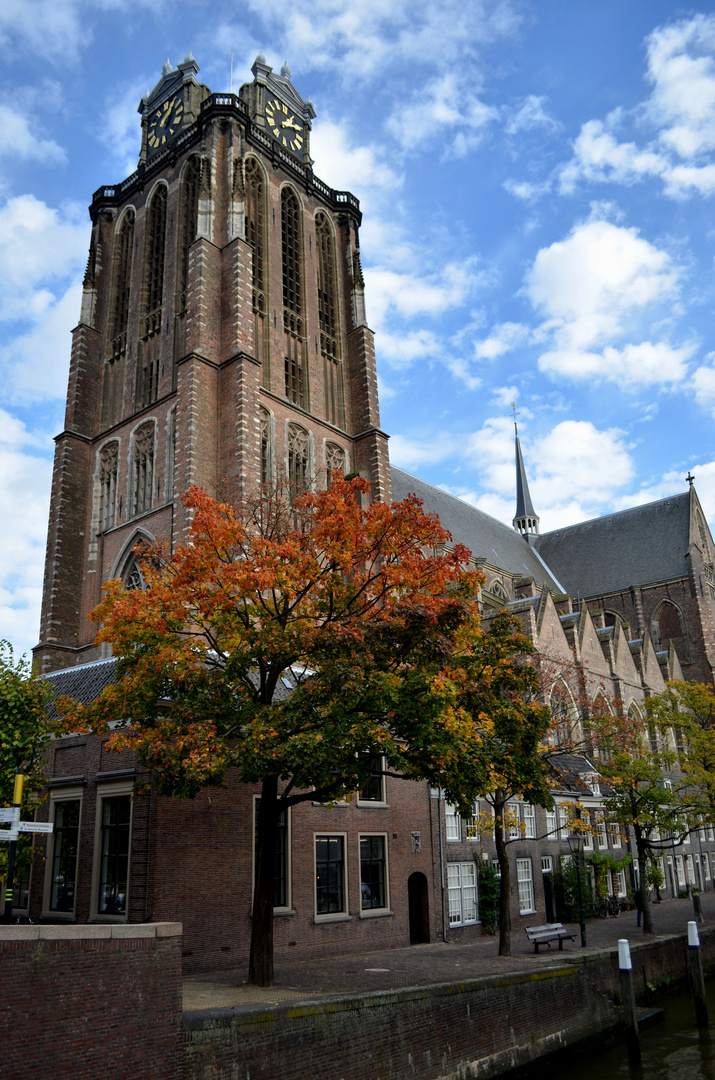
[543,872,557,922]
[408,872,430,944]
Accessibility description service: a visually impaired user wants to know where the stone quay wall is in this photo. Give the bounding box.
[183,928,715,1080]
[0,922,183,1080]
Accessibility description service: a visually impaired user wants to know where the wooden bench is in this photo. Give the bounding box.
[525,923,576,954]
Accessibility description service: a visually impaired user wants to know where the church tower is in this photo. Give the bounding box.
[35,55,390,673]
[512,421,539,542]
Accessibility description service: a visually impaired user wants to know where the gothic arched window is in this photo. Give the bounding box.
[316,211,344,427]
[125,560,144,591]
[245,157,269,386]
[260,406,272,485]
[550,683,578,746]
[282,188,306,408]
[325,442,346,486]
[102,210,134,427]
[653,599,689,663]
[99,441,119,532]
[177,158,200,313]
[132,422,155,516]
[287,423,309,499]
[138,185,167,408]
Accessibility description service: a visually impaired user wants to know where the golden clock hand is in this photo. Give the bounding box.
[159,101,172,128]
[282,117,302,131]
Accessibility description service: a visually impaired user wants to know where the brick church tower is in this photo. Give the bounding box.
[35,54,390,673]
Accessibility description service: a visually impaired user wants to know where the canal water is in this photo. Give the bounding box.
[549,980,715,1079]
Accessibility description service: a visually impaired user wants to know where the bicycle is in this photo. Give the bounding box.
[595,895,621,919]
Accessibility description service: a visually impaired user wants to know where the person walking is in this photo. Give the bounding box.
[635,888,643,928]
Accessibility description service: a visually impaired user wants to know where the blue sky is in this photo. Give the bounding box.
[3,1,715,656]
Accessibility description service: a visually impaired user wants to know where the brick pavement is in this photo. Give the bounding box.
[183,890,714,1010]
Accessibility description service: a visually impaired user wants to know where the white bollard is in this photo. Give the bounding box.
[618,938,641,1065]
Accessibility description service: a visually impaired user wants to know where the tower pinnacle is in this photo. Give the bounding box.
[512,407,539,542]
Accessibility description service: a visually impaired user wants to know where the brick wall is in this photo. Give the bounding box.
[183,927,715,1080]
[0,922,183,1080]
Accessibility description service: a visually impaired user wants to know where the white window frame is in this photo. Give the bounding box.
[705,853,712,882]
[506,802,521,840]
[90,779,134,923]
[708,825,715,843]
[314,832,350,922]
[356,754,388,807]
[523,803,536,839]
[42,785,84,921]
[447,862,478,926]
[558,803,570,840]
[445,803,461,842]
[686,853,696,885]
[251,795,292,914]
[609,820,621,849]
[676,854,686,888]
[358,832,391,918]
[583,812,594,851]
[615,869,627,897]
[595,810,608,850]
[517,858,535,915]
[541,855,553,873]
[545,807,558,841]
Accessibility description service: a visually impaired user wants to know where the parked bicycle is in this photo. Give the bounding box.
[595,895,621,919]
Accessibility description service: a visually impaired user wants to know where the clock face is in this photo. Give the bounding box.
[264,97,305,158]
[147,95,184,153]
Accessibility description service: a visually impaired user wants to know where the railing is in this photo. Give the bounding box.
[90,96,361,217]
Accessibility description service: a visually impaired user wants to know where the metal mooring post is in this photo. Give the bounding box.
[693,890,704,924]
[618,938,641,1067]
[688,921,709,1027]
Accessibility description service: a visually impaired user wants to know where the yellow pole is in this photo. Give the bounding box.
[12,772,24,805]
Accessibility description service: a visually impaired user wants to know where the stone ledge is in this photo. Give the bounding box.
[0,921,182,942]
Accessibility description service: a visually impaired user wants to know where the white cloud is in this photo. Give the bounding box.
[473,321,528,360]
[0,0,161,63]
[237,0,520,82]
[0,409,53,657]
[0,195,88,403]
[505,95,561,136]
[503,178,552,202]
[0,104,66,164]
[309,119,402,199]
[367,259,480,329]
[389,432,459,470]
[524,218,691,388]
[376,329,440,368]
[98,78,148,178]
[558,14,715,199]
[386,72,498,157]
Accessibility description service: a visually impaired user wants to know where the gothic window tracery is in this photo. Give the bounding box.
[99,442,119,532]
[260,407,272,485]
[287,423,309,499]
[282,188,307,408]
[177,158,200,314]
[102,210,134,427]
[138,185,167,408]
[125,560,144,591]
[246,158,269,388]
[550,682,578,746]
[652,599,689,663]
[325,442,346,486]
[132,422,155,516]
[316,211,344,428]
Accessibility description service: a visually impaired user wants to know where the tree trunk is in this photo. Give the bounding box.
[494,796,512,957]
[248,775,280,986]
[635,828,654,935]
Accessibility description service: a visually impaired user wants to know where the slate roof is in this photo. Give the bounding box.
[41,655,295,720]
[43,657,117,721]
[391,466,564,592]
[535,492,691,599]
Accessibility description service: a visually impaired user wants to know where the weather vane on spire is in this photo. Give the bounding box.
[511,401,519,432]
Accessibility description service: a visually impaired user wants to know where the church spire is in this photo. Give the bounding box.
[511,406,539,542]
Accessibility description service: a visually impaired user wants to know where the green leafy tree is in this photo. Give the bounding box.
[0,643,51,890]
[591,709,686,934]
[440,612,554,956]
[647,680,715,822]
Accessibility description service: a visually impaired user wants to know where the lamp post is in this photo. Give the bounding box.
[568,818,587,948]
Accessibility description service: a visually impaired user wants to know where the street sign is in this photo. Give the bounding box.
[0,806,53,842]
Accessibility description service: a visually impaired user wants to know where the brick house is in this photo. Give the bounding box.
[15,55,715,966]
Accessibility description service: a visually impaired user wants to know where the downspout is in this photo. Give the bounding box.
[437,787,448,942]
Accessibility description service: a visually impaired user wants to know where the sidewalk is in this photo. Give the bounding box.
[183,891,714,1011]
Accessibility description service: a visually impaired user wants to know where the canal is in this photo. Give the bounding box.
[549,979,715,1080]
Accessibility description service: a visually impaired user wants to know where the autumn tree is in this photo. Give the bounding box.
[58,477,500,986]
[441,612,554,957]
[647,680,715,823]
[590,708,687,934]
[0,642,51,895]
